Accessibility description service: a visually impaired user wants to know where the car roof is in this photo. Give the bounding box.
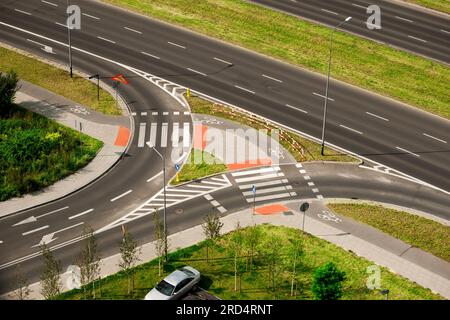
[164,270,189,286]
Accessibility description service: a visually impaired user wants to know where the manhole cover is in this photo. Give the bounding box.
[175,208,184,214]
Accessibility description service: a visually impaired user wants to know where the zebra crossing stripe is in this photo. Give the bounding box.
[242,185,292,196]
[161,123,168,147]
[238,179,289,190]
[149,123,157,148]
[138,123,146,147]
[172,123,179,147]
[234,173,284,183]
[246,192,294,203]
[231,166,279,177]
[183,123,190,148]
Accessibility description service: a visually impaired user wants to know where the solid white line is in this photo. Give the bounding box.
[97,36,116,44]
[213,57,233,65]
[366,112,389,122]
[111,190,133,202]
[395,16,414,23]
[22,225,49,236]
[234,85,255,94]
[172,122,179,147]
[124,27,142,34]
[423,133,447,144]
[37,206,70,219]
[408,35,427,43]
[352,3,366,9]
[183,123,190,148]
[313,92,334,101]
[321,9,339,15]
[262,74,283,83]
[235,173,284,183]
[339,125,363,135]
[82,13,100,20]
[68,209,94,220]
[149,122,158,148]
[138,123,146,147]
[231,166,279,177]
[147,171,163,183]
[187,68,207,76]
[42,0,58,7]
[285,104,308,114]
[168,41,186,49]
[161,123,168,148]
[396,146,420,158]
[54,222,85,234]
[141,51,160,60]
[246,192,293,203]
[441,29,450,35]
[242,185,292,196]
[14,9,31,15]
[55,22,67,28]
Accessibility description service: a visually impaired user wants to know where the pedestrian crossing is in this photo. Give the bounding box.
[230,166,297,203]
[97,175,232,232]
[131,111,190,117]
[135,121,192,149]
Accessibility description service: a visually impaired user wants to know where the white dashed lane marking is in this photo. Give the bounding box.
[22,225,49,236]
[423,133,447,144]
[68,209,94,220]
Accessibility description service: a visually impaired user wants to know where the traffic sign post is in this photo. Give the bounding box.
[300,202,310,232]
[252,185,256,215]
[175,164,180,183]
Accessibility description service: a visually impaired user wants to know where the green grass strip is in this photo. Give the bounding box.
[328,203,450,262]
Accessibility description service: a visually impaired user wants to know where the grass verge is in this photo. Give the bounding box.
[104,0,450,119]
[0,46,120,115]
[57,224,441,300]
[0,105,103,201]
[328,203,450,262]
[170,149,227,185]
[188,95,357,163]
[403,0,450,14]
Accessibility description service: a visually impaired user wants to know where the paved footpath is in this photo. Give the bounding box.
[5,199,449,300]
[0,81,131,218]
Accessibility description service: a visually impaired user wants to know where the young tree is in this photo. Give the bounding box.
[0,70,19,117]
[76,227,101,299]
[119,227,141,296]
[287,237,303,297]
[152,211,166,276]
[227,222,244,292]
[243,226,261,271]
[12,264,30,300]
[312,262,346,300]
[201,213,224,263]
[263,235,282,293]
[40,244,62,300]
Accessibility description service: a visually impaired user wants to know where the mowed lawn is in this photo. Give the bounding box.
[105,0,450,119]
[404,0,450,13]
[328,203,450,262]
[0,46,120,115]
[58,225,442,300]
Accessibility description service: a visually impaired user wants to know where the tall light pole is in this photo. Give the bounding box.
[146,142,168,261]
[320,16,352,156]
[66,0,73,78]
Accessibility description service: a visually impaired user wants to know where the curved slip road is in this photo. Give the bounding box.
[250,0,450,64]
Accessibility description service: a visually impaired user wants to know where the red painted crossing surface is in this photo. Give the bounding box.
[193,124,208,150]
[114,126,130,147]
[255,204,289,215]
[227,158,272,170]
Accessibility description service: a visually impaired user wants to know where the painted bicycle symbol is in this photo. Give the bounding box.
[317,210,342,223]
[270,148,285,160]
[200,117,223,125]
[70,105,90,116]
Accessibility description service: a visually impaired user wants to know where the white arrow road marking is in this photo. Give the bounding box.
[0,240,3,244]
[32,222,84,248]
[13,206,69,226]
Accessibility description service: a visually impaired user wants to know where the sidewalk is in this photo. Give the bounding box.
[6,199,449,300]
[0,81,131,217]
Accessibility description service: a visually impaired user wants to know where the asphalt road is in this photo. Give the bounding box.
[250,0,450,64]
[1,162,449,295]
[1,0,448,193]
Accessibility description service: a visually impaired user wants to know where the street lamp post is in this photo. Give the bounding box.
[147,142,168,261]
[67,0,73,78]
[320,16,352,156]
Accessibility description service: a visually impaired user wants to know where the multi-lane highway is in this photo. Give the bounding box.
[250,0,450,64]
[0,0,448,193]
[0,0,449,296]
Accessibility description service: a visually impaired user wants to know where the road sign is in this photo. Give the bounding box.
[112,74,129,85]
[300,202,309,212]
[175,164,181,172]
[252,185,256,194]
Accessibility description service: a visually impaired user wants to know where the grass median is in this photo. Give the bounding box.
[0,104,103,201]
[0,46,120,115]
[188,95,358,163]
[403,0,450,14]
[57,224,441,300]
[328,202,450,262]
[104,0,449,119]
[170,149,227,185]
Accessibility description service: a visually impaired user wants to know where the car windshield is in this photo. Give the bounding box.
[155,280,175,296]
[182,268,195,277]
